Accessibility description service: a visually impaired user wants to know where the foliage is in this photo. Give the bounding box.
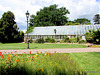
[26,26,34,33]
[65,22,73,25]
[76,36,80,42]
[93,14,100,24]
[44,37,51,42]
[60,36,69,43]
[69,38,77,43]
[91,45,100,48]
[74,18,91,25]
[78,40,86,44]
[49,38,56,43]
[45,37,56,43]
[85,23,92,25]
[65,22,80,25]
[29,4,70,27]
[74,23,80,25]
[29,38,33,43]
[85,28,100,44]
[54,29,56,34]
[0,52,86,75]
[35,38,45,43]
[0,11,24,43]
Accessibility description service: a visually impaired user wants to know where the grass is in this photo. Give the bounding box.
[0,52,86,75]
[69,52,100,75]
[0,43,87,50]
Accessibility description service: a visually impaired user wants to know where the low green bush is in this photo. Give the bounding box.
[60,36,69,43]
[45,37,51,42]
[78,40,86,44]
[29,38,33,43]
[69,38,77,43]
[50,38,56,43]
[45,37,56,43]
[35,38,45,43]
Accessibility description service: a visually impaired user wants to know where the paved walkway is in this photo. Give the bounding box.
[0,48,100,54]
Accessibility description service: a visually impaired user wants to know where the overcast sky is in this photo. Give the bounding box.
[0,0,100,32]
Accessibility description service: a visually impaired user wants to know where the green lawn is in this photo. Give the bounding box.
[0,43,87,50]
[69,52,100,75]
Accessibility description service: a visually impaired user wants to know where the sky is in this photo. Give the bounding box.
[0,0,100,32]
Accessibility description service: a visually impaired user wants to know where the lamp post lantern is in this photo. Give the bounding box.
[25,10,30,49]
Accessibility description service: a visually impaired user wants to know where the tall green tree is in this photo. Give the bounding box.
[29,4,70,28]
[0,11,24,43]
[74,18,91,25]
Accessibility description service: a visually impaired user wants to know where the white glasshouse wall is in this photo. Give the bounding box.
[24,24,100,40]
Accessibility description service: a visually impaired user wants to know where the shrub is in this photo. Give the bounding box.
[85,29,100,44]
[91,45,100,48]
[45,37,51,42]
[64,36,69,42]
[45,37,56,43]
[50,38,56,43]
[73,23,80,25]
[35,38,45,43]
[29,38,33,43]
[65,22,73,25]
[78,40,86,44]
[60,36,69,43]
[60,40,65,43]
[69,38,77,43]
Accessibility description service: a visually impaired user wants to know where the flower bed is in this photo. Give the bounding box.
[91,45,100,48]
[0,51,86,75]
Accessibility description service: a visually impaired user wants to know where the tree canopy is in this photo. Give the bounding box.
[29,4,70,28]
[0,11,24,43]
[65,18,91,25]
[74,18,91,25]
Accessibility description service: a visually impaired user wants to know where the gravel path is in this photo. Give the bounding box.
[0,48,100,54]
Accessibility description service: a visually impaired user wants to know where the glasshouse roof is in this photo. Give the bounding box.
[28,24,100,36]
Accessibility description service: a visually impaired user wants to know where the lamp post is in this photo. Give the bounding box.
[25,10,30,49]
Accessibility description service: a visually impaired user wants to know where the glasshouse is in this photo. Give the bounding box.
[24,24,100,41]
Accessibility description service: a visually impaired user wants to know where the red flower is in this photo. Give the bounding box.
[11,52,13,54]
[2,55,4,58]
[14,54,17,56]
[24,52,26,54]
[20,54,22,56]
[0,52,2,56]
[7,57,10,61]
[54,51,56,53]
[32,56,34,58]
[16,59,20,63]
[30,51,32,54]
[37,52,39,54]
[15,51,17,53]
[40,52,42,53]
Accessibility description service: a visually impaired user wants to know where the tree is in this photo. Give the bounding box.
[93,14,100,24]
[29,4,70,28]
[0,11,24,43]
[74,18,91,25]
[65,22,80,25]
